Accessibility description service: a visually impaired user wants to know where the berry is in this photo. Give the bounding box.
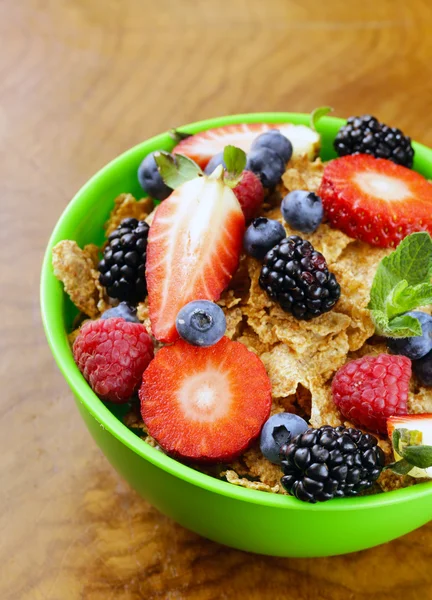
[204,152,226,174]
[101,302,140,323]
[281,190,323,234]
[246,147,286,188]
[259,235,340,320]
[280,426,385,503]
[413,349,432,387]
[334,115,414,168]
[386,311,432,360]
[243,217,286,259]
[172,123,320,168]
[139,337,272,463]
[176,300,226,347]
[260,413,308,464]
[98,218,149,303]
[387,414,432,478]
[332,354,412,434]
[146,168,245,343]
[319,154,432,248]
[73,318,154,403]
[232,170,265,222]
[251,129,293,163]
[137,151,172,201]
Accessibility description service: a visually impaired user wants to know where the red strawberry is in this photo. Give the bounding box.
[146,169,245,343]
[232,170,264,222]
[332,354,411,434]
[173,123,319,168]
[139,337,272,463]
[319,154,432,247]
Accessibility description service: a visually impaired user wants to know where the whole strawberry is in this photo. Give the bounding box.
[332,354,411,434]
[73,318,154,403]
[232,170,264,222]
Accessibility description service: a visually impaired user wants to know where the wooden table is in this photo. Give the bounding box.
[2,1,432,598]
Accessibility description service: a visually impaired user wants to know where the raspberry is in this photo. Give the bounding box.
[332,354,411,434]
[73,318,154,403]
[232,170,264,222]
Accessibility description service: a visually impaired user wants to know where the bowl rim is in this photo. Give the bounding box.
[40,111,432,511]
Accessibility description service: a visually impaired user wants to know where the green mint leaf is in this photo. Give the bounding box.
[155,152,202,189]
[400,444,432,469]
[368,232,432,338]
[385,459,413,475]
[310,106,333,131]
[168,128,192,142]
[223,145,247,188]
[392,428,402,451]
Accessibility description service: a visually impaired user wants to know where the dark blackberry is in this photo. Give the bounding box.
[334,115,414,168]
[98,218,149,303]
[280,426,385,503]
[259,235,340,320]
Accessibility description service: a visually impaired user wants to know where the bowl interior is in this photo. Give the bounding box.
[41,112,432,510]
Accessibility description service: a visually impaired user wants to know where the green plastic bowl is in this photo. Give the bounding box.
[41,113,432,557]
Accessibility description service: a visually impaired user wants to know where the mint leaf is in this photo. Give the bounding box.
[368,232,432,337]
[223,145,247,188]
[385,459,413,475]
[400,444,432,469]
[155,152,202,189]
[310,106,333,131]
[168,128,192,142]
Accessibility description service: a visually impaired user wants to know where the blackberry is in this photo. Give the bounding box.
[334,115,414,168]
[98,218,149,303]
[280,426,385,503]
[259,235,340,320]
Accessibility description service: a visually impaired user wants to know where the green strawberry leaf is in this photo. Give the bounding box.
[310,106,333,131]
[168,128,192,142]
[155,152,202,189]
[368,232,432,337]
[223,145,247,188]
[385,458,413,475]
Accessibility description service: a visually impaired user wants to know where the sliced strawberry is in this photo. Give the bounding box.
[173,123,320,168]
[139,337,272,463]
[319,154,432,247]
[387,414,432,478]
[146,170,245,343]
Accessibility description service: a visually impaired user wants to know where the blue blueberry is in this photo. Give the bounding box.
[281,190,324,234]
[251,130,293,164]
[176,300,226,347]
[246,147,286,188]
[243,217,286,259]
[413,349,432,386]
[137,152,172,201]
[260,413,309,464]
[387,311,432,360]
[204,152,226,174]
[101,302,140,323]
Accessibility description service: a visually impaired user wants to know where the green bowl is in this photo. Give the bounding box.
[41,113,432,557]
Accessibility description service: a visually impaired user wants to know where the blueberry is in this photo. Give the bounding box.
[204,152,226,174]
[260,413,309,464]
[413,349,432,386]
[246,147,286,188]
[387,311,432,360]
[176,300,226,347]
[137,152,172,201]
[251,130,293,164]
[281,190,324,234]
[243,217,286,259]
[100,302,140,323]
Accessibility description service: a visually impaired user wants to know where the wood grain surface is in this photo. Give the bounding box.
[1,0,432,598]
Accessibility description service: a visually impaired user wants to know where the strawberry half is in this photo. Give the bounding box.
[173,123,320,168]
[319,154,432,247]
[146,168,245,343]
[387,414,432,478]
[139,337,272,463]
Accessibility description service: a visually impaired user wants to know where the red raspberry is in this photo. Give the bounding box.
[331,354,411,434]
[73,318,154,403]
[232,170,264,222]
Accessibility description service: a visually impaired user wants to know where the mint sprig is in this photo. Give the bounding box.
[223,145,247,188]
[386,427,432,475]
[368,232,432,337]
[154,152,203,189]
